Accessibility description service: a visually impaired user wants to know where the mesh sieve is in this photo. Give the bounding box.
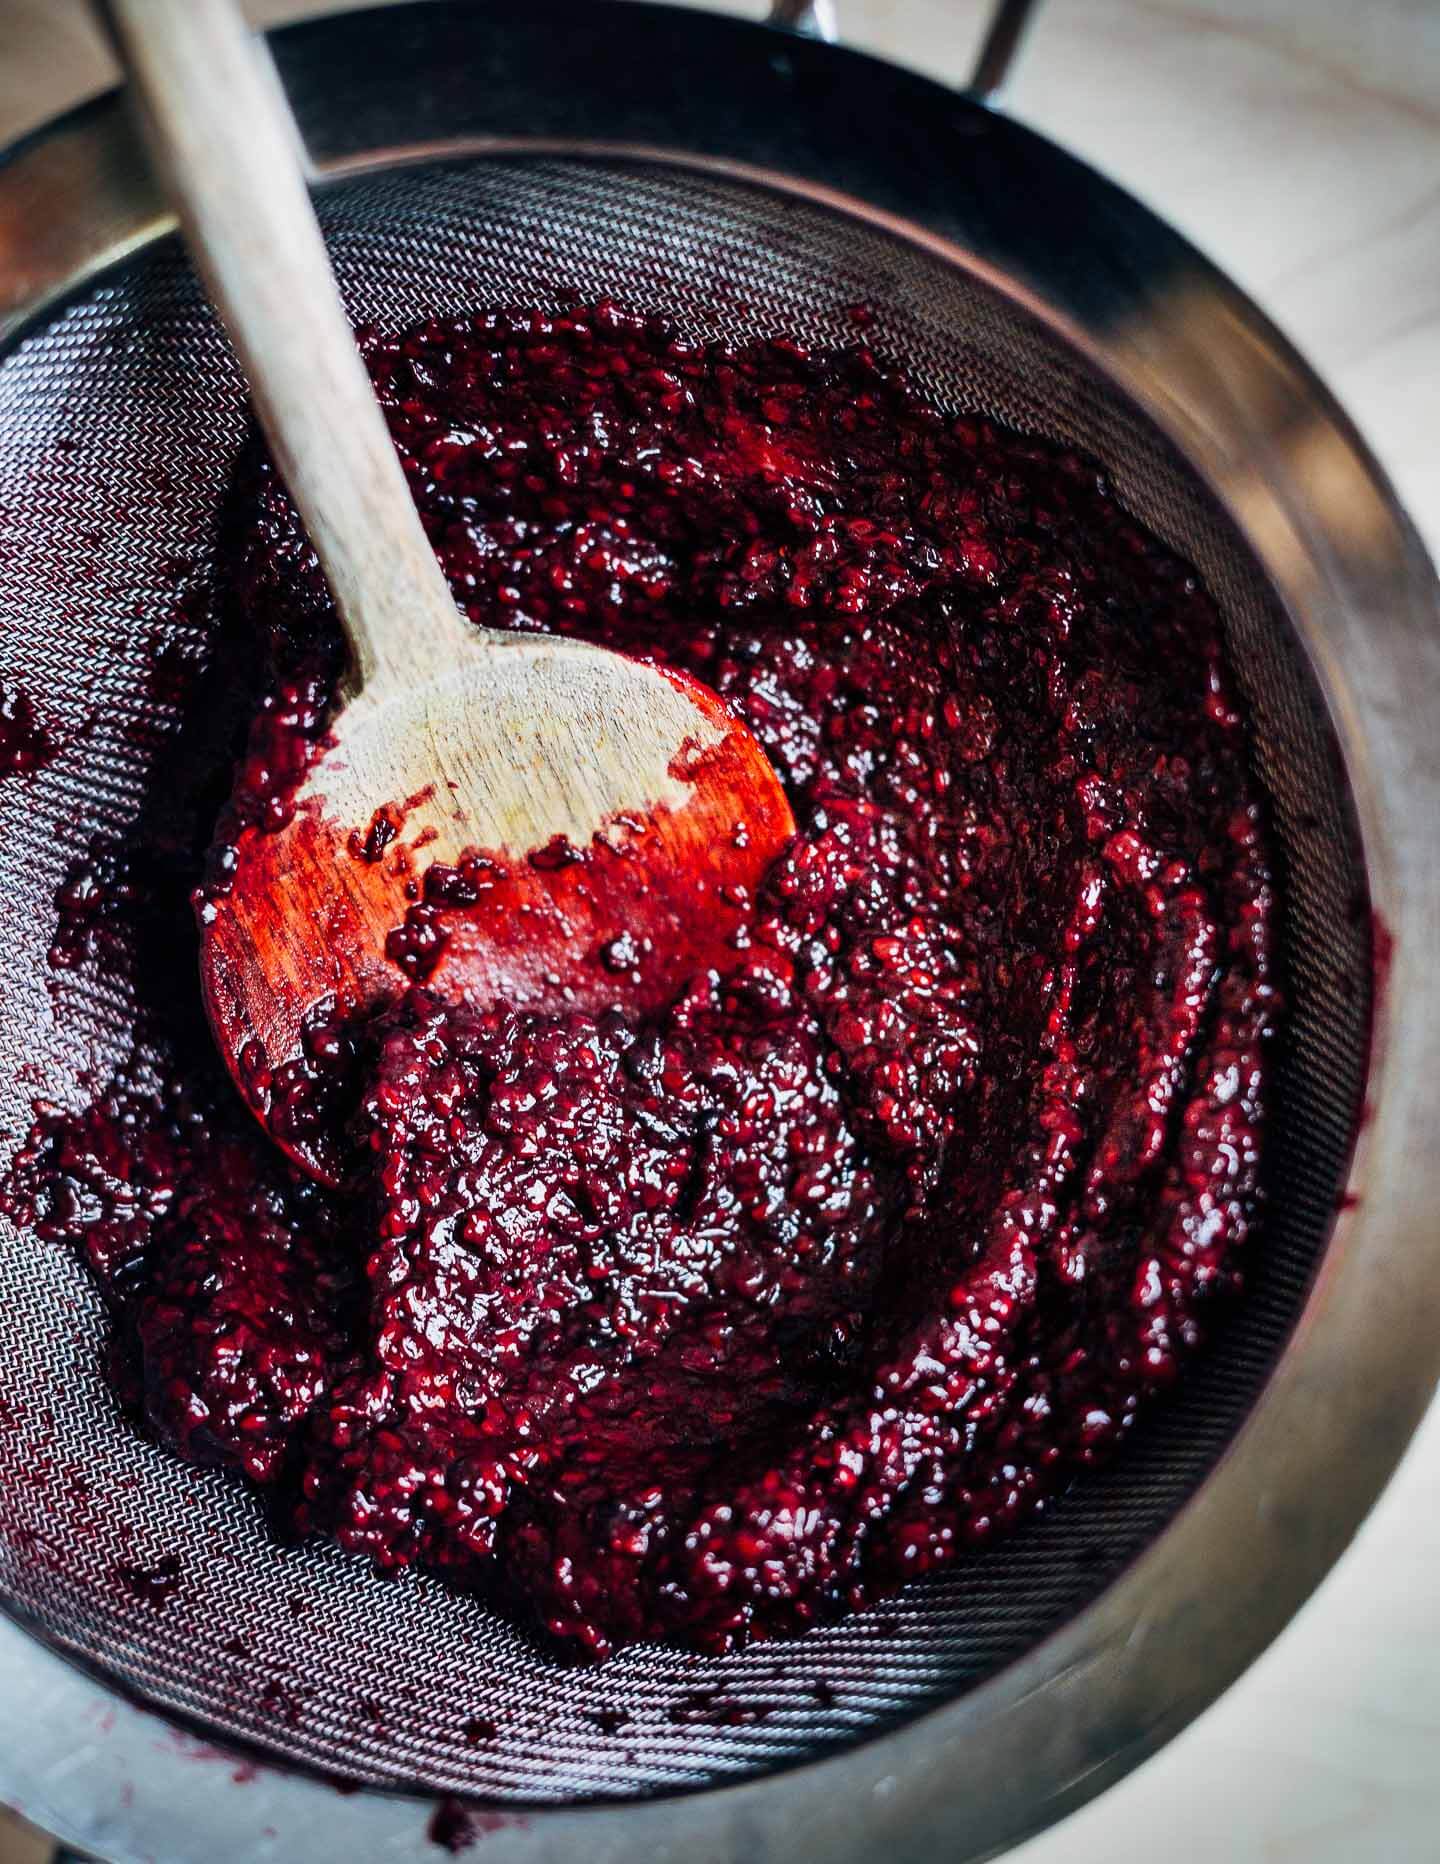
[0,156,1369,1802]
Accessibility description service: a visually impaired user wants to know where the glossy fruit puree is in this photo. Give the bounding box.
[8,303,1277,1659]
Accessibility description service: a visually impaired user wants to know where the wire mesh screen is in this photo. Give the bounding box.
[0,158,1368,1800]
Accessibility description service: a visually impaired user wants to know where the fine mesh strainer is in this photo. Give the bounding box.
[0,5,1438,1861]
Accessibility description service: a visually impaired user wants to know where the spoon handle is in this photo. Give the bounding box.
[99,0,475,697]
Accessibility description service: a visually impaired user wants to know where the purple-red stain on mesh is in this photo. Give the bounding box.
[0,678,56,779]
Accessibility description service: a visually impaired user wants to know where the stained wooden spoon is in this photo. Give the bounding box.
[104,0,795,1182]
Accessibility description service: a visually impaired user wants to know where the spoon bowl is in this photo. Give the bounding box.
[201,633,794,1182]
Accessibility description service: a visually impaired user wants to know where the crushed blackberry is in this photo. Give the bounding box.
[6,303,1276,1659]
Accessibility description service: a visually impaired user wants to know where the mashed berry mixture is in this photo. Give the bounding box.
[10,304,1277,1659]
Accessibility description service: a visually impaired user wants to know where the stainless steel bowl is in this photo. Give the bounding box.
[0,4,1437,1859]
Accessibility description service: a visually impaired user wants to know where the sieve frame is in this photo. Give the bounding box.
[1,4,1438,1861]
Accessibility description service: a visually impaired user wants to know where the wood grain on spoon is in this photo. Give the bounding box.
[103,0,794,1180]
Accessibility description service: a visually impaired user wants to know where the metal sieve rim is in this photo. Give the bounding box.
[0,5,1437,1861]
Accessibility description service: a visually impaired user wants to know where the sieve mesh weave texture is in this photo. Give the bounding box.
[0,158,1368,1800]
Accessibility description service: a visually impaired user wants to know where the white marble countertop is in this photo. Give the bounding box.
[0,2,1436,1860]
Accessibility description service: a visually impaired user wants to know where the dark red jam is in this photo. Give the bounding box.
[7,304,1277,1660]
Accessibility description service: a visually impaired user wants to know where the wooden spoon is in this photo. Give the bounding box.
[103,0,795,1182]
